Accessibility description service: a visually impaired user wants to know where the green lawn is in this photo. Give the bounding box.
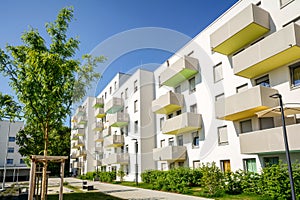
[47,192,124,200]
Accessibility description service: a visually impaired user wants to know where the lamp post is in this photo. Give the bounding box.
[270,93,296,200]
[132,139,138,185]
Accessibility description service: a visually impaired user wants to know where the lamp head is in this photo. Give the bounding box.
[270,93,282,99]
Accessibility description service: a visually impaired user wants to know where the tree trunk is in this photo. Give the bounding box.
[41,124,49,200]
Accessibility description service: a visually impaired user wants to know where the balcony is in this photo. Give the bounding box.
[107,112,129,127]
[75,139,84,147]
[94,98,104,108]
[75,106,86,116]
[95,146,103,152]
[71,143,79,149]
[160,56,198,87]
[104,135,124,147]
[233,23,300,78]
[95,107,106,118]
[152,91,184,114]
[77,115,87,125]
[162,112,202,135]
[153,146,187,161]
[74,128,85,137]
[104,97,123,114]
[215,85,279,121]
[70,152,77,159]
[76,149,87,158]
[240,123,300,154]
[210,4,270,55]
[102,153,129,165]
[94,132,104,142]
[92,122,104,131]
[71,135,78,140]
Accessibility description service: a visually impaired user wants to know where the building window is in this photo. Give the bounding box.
[7,159,13,165]
[161,163,167,171]
[160,139,165,147]
[176,110,181,116]
[290,62,300,88]
[158,76,162,87]
[240,119,252,133]
[175,85,181,93]
[236,83,248,93]
[134,100,138,113]
[220,160,231,172]
[190,104,197,113]
[159,117,164,131]
[243,158,257,173]
[105,92,107,99]
[168,138,174,146]
[215,93,224,101]
[259,117,274,130]
[178,162,184,167]
[134,80,138,92]
[170,162,175,169]
[125,106,128,114]
[192,132,199,148]
[8,137,16,142]
[264,157,279,167]
[125,144,129,153]
[193,160,201,169]
[280,0,294,8]
[125,88,128,99]
[7,147,14,153]
[177,135,183,146]
[213,62,223,83]
[255,75,270,87]
[114,81,117,90]
[121,92,124,100]
[109,86,112,94]
[218,126,228,145]
[189,77,196,93]
[134,121,138,133]
[167,113,173,119]
[20,158,25,164]
[187,50,194,56]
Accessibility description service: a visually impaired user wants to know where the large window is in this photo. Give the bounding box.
[134,100,138,113]
[240,119,252,133]
[134,121,138,133]
[134,80,138,92]
[190,104,197,114]
[290,62,300,88]
[213,62,223,82]
[168,138,174,146]
[259,117,274,130]
[220,160,231,172]
[159,117,164,131]
[192,132,199,148]
[177,135,183,146]
[7,147,14,153]
[7,159,13,165]
[264,157,279,167]
[255,75,270,87]
[218,126,228,145]
[243,158,257,173]
[189,77,196,93]
[8,137,16,142]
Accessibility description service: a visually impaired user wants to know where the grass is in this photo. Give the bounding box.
[47,192,124,200]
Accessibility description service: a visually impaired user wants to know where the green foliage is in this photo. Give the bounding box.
[0,92,21,121]
[200,162,224,197]
[98,171,116,183]
[259,161,300,200]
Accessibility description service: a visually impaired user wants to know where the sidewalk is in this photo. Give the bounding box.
[59,177,211,200]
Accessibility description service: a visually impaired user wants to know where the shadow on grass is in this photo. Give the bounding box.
[48,192,125,200]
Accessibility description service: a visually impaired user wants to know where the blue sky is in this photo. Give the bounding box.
[0,0,238,98]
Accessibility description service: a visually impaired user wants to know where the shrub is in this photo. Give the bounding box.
[200,162,224,197]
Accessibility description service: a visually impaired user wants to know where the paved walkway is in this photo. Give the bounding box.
[48,177,210,200]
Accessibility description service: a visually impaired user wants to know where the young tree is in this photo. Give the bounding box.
[0,7,104,199]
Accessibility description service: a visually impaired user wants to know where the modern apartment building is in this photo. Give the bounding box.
[70,0,300,178]
[0,121,29,182]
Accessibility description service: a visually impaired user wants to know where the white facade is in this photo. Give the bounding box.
[71,0,300,178]
[0,121,29,182]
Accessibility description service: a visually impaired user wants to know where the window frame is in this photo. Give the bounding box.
[240,119,253,133]
[290,62,300,88]
[213,62,223,83]
[189,77,196,93]
[255,75,270,87]
[218,125,228,145]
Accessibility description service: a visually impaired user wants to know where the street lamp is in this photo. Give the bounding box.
[132,139,138,185]
[270,93,296,200]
